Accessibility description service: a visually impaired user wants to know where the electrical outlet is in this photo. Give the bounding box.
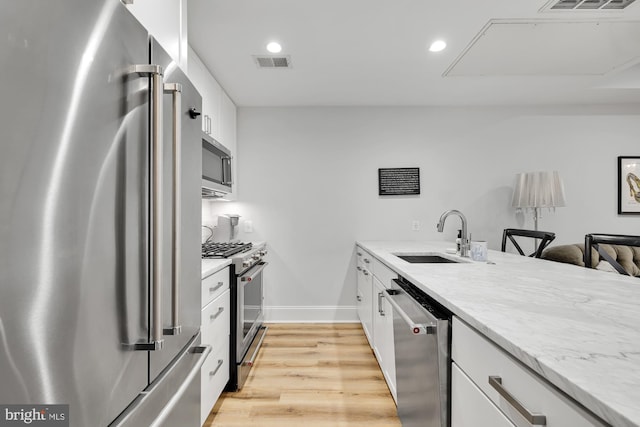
[244,220,253,233]
[412,220,420,231]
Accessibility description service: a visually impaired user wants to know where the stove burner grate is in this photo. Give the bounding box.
[202,241,252,258]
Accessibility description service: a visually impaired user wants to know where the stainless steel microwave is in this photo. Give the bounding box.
[202,133,232,197]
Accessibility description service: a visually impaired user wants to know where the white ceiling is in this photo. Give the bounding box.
[187,0,640,107]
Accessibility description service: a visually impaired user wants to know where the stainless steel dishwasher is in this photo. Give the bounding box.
[386,277,451,427]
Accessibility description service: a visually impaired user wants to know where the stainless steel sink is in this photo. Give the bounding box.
[394,254,463,264]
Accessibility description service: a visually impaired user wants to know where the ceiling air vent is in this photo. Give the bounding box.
[549,0,636,9]
[253,55,292,68]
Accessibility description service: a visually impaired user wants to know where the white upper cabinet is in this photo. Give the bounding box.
[189,48,222,140]
[220,91,237,199]
[188,46,238,200]
[220,92,236,155]
[124,0,188,71]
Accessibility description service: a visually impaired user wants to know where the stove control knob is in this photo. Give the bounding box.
[252,254,260,260]
[260,250,267,256]
[243,260,251,268]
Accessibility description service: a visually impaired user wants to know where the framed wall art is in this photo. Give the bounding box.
[618,156,640,215]
[378,167,420,196]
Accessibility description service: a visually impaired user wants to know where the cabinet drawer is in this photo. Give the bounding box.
[200,339,229,425]
[452,318,605,427]
[452,363,516,427]
[356,246,368,269]
[201,289,230,352]
[371,257,396,289]
[357,247,373,269]
[202,267,229,308]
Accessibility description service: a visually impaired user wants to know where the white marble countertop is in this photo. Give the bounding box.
[201,258,231,279]
[357,240,640,427]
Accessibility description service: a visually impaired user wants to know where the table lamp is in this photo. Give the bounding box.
[511,171,566,231]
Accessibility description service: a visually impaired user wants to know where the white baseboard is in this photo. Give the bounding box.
[264,305,359,323]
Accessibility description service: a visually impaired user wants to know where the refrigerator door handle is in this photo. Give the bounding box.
[129,64,165,351]
[163,82,183,336]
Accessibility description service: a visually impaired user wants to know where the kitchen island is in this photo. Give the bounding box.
[357,241,640,427]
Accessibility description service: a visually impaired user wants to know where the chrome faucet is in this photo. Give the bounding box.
[437,209,469,257]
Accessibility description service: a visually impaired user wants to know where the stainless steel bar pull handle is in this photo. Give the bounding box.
[385,289,435,335]
[378,292,385,316]
[240,262,269,282]
[488,376,547,426]
[222,156,232,185]
[163,83,183,336]
[209,281,225,294]
[210,307,224,322]
[244,327,268,368]
[129,64,164,351]
[209,359,224,377]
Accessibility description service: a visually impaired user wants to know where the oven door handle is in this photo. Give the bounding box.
[240,262,268,282]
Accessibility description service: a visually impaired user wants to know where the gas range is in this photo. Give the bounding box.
[201,241,267,273]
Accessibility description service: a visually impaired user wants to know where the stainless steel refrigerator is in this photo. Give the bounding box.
[0,1,205,426]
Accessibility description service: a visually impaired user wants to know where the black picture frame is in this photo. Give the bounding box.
[618,156,640,215]
[378,167,420,196]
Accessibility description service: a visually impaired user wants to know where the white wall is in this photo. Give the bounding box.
[204,105,640,321]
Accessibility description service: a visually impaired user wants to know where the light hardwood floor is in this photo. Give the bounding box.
[204,323,401,427]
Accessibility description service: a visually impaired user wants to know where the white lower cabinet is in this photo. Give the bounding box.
[356,249,373,345]
[200,268,230,426]
[201,289,230,363]
[201,268,228,307]
[372,275,396,402]
[452,317,606,427]
[200,335,229,425]
[355,246,396,402]
[355,277,370,344]
[452,363,516,427]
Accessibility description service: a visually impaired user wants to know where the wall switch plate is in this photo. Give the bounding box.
[244,220,253,233]
[412,220,420,231]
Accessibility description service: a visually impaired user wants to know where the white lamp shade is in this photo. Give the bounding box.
[512,171,566,208]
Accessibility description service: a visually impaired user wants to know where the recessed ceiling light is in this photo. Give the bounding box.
[429,40,447,52]
[266,42,282,53]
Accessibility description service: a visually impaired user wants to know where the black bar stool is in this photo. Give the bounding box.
[584,233,640,275]
[501,229,556,258]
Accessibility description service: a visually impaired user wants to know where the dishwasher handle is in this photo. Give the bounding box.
[385,289,436,335]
